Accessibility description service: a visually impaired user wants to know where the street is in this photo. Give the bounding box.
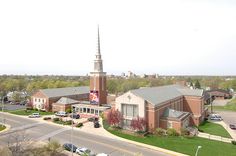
[0,113,170,156]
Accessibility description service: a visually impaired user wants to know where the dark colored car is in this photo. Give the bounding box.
[88,117,99,122]
[70,114,80,119]
[230,124,236,130]
[63,143,77,153]
[94,121,100,128]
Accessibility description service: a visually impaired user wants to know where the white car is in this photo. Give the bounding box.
[55,111,68,117]
[96,153,109,156]
[28,113,40,118]
[210,114,223,121]
[76,147,95,156]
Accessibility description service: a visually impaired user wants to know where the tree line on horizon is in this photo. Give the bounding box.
[0,75,236,97]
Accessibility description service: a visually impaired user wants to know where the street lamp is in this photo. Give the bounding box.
[1,96,5,125]
[195,145,202,156]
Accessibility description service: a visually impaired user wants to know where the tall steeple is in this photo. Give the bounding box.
[94,25,103,72]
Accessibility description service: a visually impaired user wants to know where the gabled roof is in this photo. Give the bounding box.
[130,85,203,106]
[162,108,189,120]
[56,97,79,104]
[40,86,89,98]
[163,108,187,118]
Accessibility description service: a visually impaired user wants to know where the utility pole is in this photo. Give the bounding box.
[210,93,213,114]
[71,105,74,156]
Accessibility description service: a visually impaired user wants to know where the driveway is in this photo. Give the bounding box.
[212,99,231,106]
[216,111,236,136]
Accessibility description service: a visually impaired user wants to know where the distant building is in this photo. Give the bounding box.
[115,85,207,133]
[31,86,89,111]
[205,89,232,101]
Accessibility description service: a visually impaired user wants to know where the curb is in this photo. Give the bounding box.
[0,123,11,133]
[100,120,188,156]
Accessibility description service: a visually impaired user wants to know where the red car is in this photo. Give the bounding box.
[229,124,236,130]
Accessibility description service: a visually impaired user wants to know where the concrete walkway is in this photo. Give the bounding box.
[197,120,236,143]
[197,132,233,143]
[214,121,236,140]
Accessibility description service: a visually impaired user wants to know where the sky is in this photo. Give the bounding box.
[0,0,236,76]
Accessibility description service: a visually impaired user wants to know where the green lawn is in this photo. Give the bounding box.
[103,121,236,156]
[212,98,236,112]
[0,125,6,131]
[198,121,232,138]
[9,109,54,116]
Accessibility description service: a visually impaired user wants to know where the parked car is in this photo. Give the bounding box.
[88,116,99,122]
[55,111,68,117]
[210,114,223,121]
[94,121,100,128]
[63,143,77,153]
[96,153,109,156]
[70,114,80,119]
[76,147,95,156]
[20,101,27,105]
[28,113,40,118]
[230,124,236,130]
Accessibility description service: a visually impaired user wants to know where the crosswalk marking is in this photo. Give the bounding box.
[36,127,69,141]
[0,122,44,136]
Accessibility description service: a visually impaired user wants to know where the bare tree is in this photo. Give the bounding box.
[7,130,32,156]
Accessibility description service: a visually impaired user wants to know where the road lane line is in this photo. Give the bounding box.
[36,127,70,141]
[0,122,44,136]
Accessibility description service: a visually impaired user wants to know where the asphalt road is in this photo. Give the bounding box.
[0,113,170,156]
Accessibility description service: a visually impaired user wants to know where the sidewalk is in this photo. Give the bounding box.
[214,121,236,140]
[197,120,236,143]
[197,132,233,143]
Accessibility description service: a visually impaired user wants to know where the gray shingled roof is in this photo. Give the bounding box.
[56,97,79,104]
[130,85,203,106]
[41,86,89,98]
[163,108,187,118]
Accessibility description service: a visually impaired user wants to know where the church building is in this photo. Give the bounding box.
[31,27,110,116]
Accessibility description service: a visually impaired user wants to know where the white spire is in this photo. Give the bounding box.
[94,25,103,72]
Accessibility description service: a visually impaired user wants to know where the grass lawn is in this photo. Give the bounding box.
[103,121,236,156]
[0,125,6,131]
[198,121,232,138]
[212,98,236,112]
[9,109,54,116]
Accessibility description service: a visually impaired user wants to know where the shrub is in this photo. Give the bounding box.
[167,128,179,136]
[64,120,73,125]
[53,118,59,122]
[43,117,51,120]
[65,108,71,113]
[76,123,83,128]
[181,128,190,136]
[232,140,236,145]
[130,117,147,132]
[26,107,33,110]
[155,128,166,136]
[198,128,204,132]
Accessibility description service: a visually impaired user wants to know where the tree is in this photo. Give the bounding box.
[130,116,147,131]
[195,80,201,89]
[106,109,123,127]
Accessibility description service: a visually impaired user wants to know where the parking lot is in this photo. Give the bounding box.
[0,102,26,111]
[216,111,236,136]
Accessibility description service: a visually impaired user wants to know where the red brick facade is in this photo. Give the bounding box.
[90,74,107,105]
[144,95,204,133]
